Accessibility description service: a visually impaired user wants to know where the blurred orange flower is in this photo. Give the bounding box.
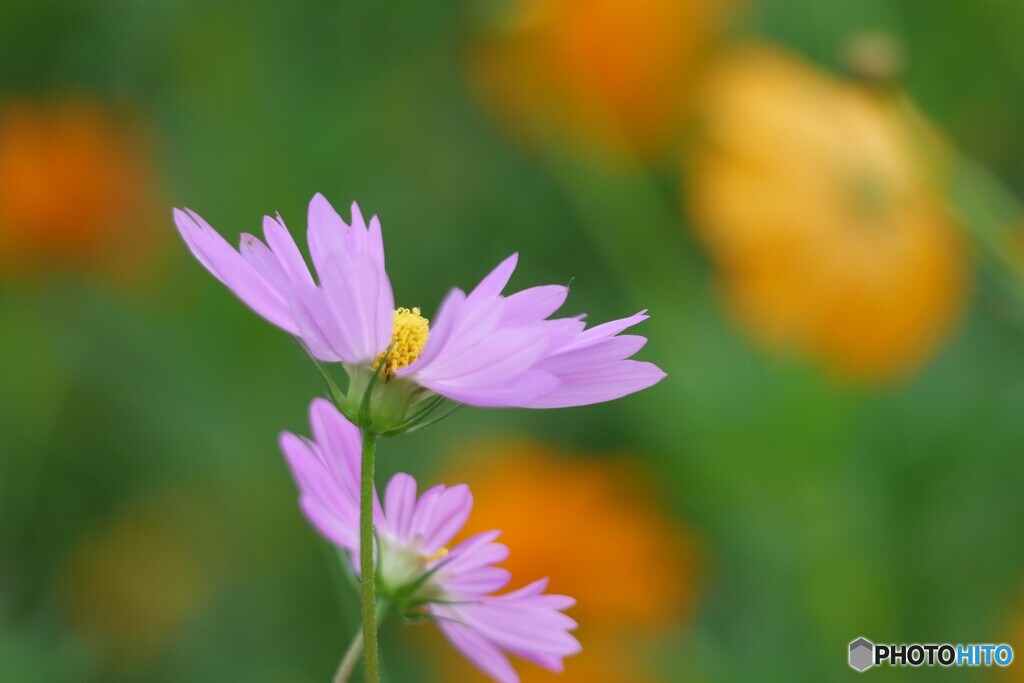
[687,46,969,382]
[423,440,700,682]
[60,489,224,670]
[0,98,161,280]
[468,0,726,159]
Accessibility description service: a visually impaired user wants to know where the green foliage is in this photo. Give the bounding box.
[1,1,1022,681]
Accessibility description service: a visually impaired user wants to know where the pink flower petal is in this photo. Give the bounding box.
[174,208,299,334]
[465,253,518,305]
[263,214,315,287]
[422,369,560,408]
[421,485,473,553]
[382,473,418,539]
[502,285,568,325]
[288,283,346,362]
[318,248,395,363]
[239,232,289,293]
[436,619,520,683]
[306,193,348,277]
[443,566,512,595]
[519,360,666,409]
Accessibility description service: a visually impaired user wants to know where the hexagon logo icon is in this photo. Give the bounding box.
[849,637,875,671]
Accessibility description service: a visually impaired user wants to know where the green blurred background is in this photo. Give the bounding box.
[2,0,1024,681]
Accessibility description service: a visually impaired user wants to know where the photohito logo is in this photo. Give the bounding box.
[848,637,1013,671]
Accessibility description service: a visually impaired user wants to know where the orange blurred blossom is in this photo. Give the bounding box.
[0,97,161,280]
[469,0,727,159]
[687,45,969,382]
[423,440,700,682]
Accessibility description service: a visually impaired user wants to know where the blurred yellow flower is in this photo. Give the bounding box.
[468,0,726,159]
[0,98,161,280]
[423,440,700,682]
[60,489,224,670]
[687,46,969,382]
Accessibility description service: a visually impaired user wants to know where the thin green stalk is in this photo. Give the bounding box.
[892,93,1024,305]
[333,598,391,683]
[538,147,694,329]
[333,628,364,683]
[948,158,1024,306]
[359,429,381,683]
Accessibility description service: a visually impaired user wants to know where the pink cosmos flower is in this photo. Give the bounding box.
[174,194,664,427]
[280,398,581,683]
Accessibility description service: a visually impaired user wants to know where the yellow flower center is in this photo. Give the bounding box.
[375,307,429,379]
[424,547,449,563]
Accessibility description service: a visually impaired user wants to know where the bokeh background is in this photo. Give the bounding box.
[2,0,1024,681]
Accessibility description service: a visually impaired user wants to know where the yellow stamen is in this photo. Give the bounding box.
[425,547,449,563]
[374,307,429,379]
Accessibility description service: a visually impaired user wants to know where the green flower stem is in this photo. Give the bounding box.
[948,157,1024,304]
[540,148,691,311]
[333,628,363,683]
[891,93,1024,303]
[359,428,381,683]
[333,598,390,683]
